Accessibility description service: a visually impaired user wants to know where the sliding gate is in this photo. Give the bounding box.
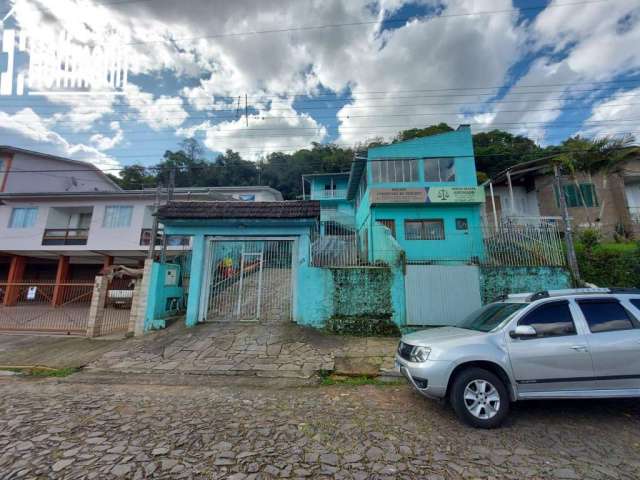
[200,238,294,323]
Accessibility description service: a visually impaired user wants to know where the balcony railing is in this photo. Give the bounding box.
[307,189,348,200]
[42,228,89,246]
[140,229,191,247]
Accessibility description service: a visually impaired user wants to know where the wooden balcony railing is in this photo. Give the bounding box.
[42,228,89,246]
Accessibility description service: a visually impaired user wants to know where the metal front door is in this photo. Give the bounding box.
[201,239,294,323]
[405,264,482,326]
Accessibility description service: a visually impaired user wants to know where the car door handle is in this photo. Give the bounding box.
[571,345,589,352]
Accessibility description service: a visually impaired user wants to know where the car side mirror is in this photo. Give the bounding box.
[509,325,537,339]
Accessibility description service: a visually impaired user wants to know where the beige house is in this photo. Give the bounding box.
[486,156,640,238]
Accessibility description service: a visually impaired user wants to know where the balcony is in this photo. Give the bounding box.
[140,229,191,247]
[307,189,348,200]
[42,228,90,246]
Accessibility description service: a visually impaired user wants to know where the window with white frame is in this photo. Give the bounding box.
[103,205,133,228]
[424,157,456,182]
[370,159,419,183]
[8,207,38,228]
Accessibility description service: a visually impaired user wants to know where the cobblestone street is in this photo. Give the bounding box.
[1,377,640,479]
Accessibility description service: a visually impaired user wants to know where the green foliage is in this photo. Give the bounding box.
[472,129,542,178]
[394,122,454,142]
[577,242,640,287]
[319,373,403,386]
[577,228,601,250]
[325,315,400,337]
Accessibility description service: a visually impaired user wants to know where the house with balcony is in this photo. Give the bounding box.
[0,146,282,287]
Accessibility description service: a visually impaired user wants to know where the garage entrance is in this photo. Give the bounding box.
[200,238,294,323]
[405,264,482,326]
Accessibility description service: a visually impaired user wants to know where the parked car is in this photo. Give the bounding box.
[396,288,640,428]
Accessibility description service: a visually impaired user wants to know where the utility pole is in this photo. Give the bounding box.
[147,183,161,260]
[168,166,176,202]
[554,165,581,285]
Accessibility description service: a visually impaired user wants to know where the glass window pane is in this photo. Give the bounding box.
[440,158,456,181]
[424,158,439,181]
[103,206,133,228]
[404,219,444,240]
[519,302,576,337]
[9,207,38,228]
[578,300,635,333]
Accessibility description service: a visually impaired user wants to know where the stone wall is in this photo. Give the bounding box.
[480,266,572,303]
[331,267,393,317]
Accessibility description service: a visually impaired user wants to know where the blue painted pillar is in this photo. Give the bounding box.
[185,233,206,327]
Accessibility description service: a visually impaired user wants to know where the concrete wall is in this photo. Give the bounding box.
[479,266,572,303]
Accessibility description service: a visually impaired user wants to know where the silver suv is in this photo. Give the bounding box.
[395,288,640,428]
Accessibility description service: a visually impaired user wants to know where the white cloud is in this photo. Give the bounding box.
[0,107,120,169]
[579,86,640,139]
[123,84,189,131]
[90,121,124,150]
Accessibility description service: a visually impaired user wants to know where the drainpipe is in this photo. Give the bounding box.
[506,170,515,216]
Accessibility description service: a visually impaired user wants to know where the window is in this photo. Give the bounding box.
[518,301,576,338]
[103,205,133,228]
[404,219,444,240]
[555,183,598,208]
[455,218,468,230]
[578,299,636,333]
[424,157,456,182]
[8,207,38,228]
[377,219,396,238]
[370,159,419,183]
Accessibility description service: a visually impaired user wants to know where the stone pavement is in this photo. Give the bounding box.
[86,321,398,379]
[1,378,640,479]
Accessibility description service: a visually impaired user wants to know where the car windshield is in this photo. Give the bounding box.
[457,302,527,332]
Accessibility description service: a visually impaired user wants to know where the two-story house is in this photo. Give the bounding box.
[347,125,484,263]
[0,146,282,285]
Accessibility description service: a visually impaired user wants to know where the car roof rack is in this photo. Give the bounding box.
[527,287,640,301]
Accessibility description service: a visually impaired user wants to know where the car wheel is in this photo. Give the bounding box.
[450,367,509,429]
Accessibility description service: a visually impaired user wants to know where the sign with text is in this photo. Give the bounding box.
[370,187,484,204]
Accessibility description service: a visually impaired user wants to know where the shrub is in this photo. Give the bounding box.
[577,227,601,250]
[577,243,640,287]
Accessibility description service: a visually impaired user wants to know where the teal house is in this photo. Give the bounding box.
[306,125,485,264]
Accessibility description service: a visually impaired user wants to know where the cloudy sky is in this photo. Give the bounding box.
[1,0,639,173]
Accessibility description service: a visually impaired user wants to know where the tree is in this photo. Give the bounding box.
[394,123,454,142]
[112,164,156,190]
[472,130,541,179]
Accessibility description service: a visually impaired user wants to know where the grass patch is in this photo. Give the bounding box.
[576,242,638,254]
[1,367,79,377]
[319,372,403,386]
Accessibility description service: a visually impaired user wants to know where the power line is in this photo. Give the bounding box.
[119,0,615,45]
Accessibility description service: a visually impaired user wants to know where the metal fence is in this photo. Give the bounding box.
[97,277,135,337]
[309,220,566,268]
[0,282,93,335]
[310,221,365,267]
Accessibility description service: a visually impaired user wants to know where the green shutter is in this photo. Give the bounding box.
[580,183,598,207]
[564,184,580,208]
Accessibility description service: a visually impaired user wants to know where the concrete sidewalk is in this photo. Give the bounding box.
[0,334,126,369]
[85,321,399,379]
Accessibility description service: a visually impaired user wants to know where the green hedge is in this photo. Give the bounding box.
[577,244,640,287]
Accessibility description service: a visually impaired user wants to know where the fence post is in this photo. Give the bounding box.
[86,275,108,338]
[132,259,154,337]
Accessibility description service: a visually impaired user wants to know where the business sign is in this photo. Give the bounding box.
[370,187,485,204]
[1,12,130,96]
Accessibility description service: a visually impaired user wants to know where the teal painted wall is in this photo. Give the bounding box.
[144,262,184,331]
[371,204,483,262]
[479,266,572,303]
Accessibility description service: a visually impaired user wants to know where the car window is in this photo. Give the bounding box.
[577,299,636,333]
[518,301,576,338]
